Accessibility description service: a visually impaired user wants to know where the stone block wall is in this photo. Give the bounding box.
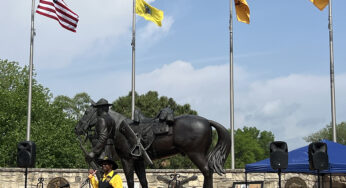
[0,168,345,188]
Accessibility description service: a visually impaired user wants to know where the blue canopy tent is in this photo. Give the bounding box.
[245,140,346,174]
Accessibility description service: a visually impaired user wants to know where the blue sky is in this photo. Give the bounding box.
[1,0,346,149]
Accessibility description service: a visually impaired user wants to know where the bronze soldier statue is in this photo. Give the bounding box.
[87,98,152,164]
[76,99,231,188]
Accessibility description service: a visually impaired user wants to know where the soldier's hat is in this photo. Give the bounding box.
[97,156,118,170]
[93,98,112,107]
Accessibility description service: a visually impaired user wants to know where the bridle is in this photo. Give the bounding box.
[78,107,97,143]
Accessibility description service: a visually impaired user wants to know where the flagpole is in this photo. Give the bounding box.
[131,0,136,120]
[328,0,337,142]
[26,0,36,141]
[229,0,235,170]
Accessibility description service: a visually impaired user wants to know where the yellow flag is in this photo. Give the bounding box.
[136,0,164,27]
[310,0,329,11]
[234,0,250,24]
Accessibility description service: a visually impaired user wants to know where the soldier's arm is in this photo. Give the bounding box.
[93,118,108,154]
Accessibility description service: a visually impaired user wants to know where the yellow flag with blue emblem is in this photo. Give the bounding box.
[136,0,164,27]
[310,0,329,11]
[234,0,250,24]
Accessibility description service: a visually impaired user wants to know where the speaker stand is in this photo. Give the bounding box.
[278,168,282,188]
[317,169,320,188]
[24,168,28,188]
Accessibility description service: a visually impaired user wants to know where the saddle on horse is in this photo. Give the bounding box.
[131,107,174,150]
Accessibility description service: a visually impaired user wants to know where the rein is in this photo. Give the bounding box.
[79,107,97,144]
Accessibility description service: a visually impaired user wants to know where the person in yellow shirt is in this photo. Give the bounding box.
[88,156,123,188]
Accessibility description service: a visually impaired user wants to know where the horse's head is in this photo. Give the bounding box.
[75,104,97,136]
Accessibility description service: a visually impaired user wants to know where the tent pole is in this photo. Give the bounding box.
[329,173,332,188]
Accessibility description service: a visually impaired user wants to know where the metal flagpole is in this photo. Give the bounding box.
[131,0,136,120]
[26,0,36,141]
[229,0,235,169]
[328,0,337,142]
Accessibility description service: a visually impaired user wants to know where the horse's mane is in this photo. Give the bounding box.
[108,109,127,131]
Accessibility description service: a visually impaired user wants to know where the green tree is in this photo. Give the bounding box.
[258,130,275,158]
[224,126,274,168]
[0,59,86,168]
[112,91,197,169]
[113,91,197,118]
[304,122,346,145]
[53,92,92,120]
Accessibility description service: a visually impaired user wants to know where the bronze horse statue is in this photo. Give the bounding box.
[75,105,231,188]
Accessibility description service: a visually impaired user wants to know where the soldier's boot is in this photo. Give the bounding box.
[119,122,153,165]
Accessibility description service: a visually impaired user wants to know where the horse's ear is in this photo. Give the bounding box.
[90,99,96,106]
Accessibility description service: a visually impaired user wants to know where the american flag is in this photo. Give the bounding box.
[36,0,79,32]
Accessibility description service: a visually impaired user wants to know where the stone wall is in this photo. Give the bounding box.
[0,168,345,188]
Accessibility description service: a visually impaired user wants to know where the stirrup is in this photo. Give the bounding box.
[130,145,142,157]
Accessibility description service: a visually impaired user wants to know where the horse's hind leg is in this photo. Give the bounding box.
[121,158,135,188]
[186,152,213,188]
[134,160,148,188]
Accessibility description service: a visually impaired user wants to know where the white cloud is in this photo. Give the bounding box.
[235,74,345,149]
[35,0,133,69]
[0,0,132,69]
[136,61,230,120]
[31,59,346,149]
[115,61,346,149]
[137,16,174,48]
[0,1,173,71]
[146,0,156,3]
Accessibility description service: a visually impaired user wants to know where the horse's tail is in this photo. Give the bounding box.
[207,120,231,175]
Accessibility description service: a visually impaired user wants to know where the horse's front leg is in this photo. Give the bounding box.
[121,158,135,188]
[134,159,148,188]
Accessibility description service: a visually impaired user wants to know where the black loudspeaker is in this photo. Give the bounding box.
[17,141,36,168]
[308,142,329,170]
[270,141,288,170]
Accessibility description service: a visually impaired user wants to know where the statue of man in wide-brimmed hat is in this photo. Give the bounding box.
[87,98,116,161]
[89,156,123,188]
[87,98,152,165]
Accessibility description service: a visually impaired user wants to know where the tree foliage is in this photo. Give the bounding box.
[112,91,197,118]
[53,92,92,120]
[304,122,346,145]
[0,59,86,168]
[231,127,274,168]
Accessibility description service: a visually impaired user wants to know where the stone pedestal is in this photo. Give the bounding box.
[1,168,345,188]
